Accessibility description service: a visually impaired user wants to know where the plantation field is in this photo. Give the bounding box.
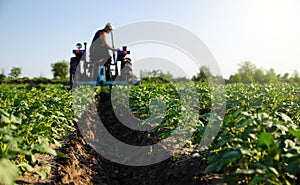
[0,83,299,185]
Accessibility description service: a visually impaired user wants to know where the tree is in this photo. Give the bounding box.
[237,61,256,83]
[0,69,5,82]
[0,74,5,82]
[192,65,212,82]
[158,71,173,81]
[238,61,256,75]
[228,73,242,83]
[150,70,160,78]
[242,74,254,83]
[291,70,300,83]
[140,69,173,80]
[253,68,265,83]
[265,68,278,83]
[281,73,290,83]
[51,60,69,79]
[8,67,21,78]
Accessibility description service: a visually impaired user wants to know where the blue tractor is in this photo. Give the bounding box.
[69,42,140,87]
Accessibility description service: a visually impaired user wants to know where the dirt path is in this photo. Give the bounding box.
[17,92,227,185]
[17,133,226,185]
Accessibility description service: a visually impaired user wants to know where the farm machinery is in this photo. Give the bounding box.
[69,42,140,87]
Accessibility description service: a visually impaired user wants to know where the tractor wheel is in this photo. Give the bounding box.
[122,58,133,84]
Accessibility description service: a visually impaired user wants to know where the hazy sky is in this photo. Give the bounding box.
[0,0,299,79]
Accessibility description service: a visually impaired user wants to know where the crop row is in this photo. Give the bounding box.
[0,84,75,185]
[114,82,300,184]
[0,82,300,185]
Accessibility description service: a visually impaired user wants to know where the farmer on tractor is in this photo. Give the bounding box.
[89,22,119,80]
[69,22,136,87]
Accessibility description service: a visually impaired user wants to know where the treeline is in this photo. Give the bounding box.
[140,61,300,84]
[0,77,67,84]
[0,61,69,84]
[139,69,189,83]
[226,61,300,84]
[2,60,299,84]
[192,61,300,84]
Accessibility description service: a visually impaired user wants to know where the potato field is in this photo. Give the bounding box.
[0,82,299,185]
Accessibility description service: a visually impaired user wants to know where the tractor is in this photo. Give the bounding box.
[69,42,140,87]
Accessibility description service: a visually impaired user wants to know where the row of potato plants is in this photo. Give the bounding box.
[0,84,75,185]
[202,83,300,185]
[118,82,300,184]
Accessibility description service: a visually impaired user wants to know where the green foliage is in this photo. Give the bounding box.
[119,81,203,133]
[0,74,5,82]
[291,70,300,83]
[8,67,22,79]
[0,158,19,185]
[227,61,300,84]
[139,69,173,81]
[192,66,224,83]
[0,84,75,184]
[265,68,278,83]
[230,61,256,83]
[0,81,299,185]
[192,65,212,82]
[51,60,69,80]
[103,82,300,185]
[204,83,300,185]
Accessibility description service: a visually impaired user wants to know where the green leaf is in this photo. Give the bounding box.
[9,148,32,156]
[35,166,51,180]
[18,162,35,172]
[216,161,225,172]
[31,154,37,163]
[222,150,241,164]
[268,166,279,176]
[286,162,300,174]
[0,159,19,185]
[52,138,62,148]
[233,109,242,118]
[253,162,268,171]
[258,132,274,150]
[277,112,292,122]
[161,131,171,139]
[56,151,69,159]
[1,115,10,124]
[283,153,300,160]
[32,144,57,156]
[248,133,258,140]
[208,154,219,163]
[223,175,239,185]
[10,115,21,125]
[236,169,256,175]
[275,124,288,132]
[18,163,51,180]
[204,162,221,173]
[236,119,250,129]
[248,175,265,185]
[288,128,300,141]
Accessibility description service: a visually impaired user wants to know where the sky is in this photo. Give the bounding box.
[0,0,299,79]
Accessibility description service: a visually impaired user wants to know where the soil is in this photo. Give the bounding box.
[16,91,227,185]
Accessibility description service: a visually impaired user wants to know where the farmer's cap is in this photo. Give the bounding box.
[106,22,115,30]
